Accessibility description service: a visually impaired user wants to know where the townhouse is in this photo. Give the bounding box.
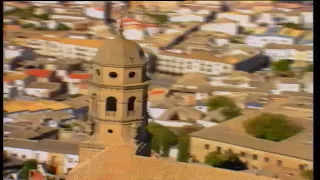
[25,81,63,99]
[169,13,207,23]
[245,27,306,47]
[264,43,313,62]
[66,72,91,95]
[285,11,302,24]
[300,6,313,26]
[4,138,79,175]
[273,77,301,94]
[301,72,313,94]
[298,31,313,46]
[200,18,238,36]
[3,71,36,97]
[216,11,253,27]
[257,9,287,25]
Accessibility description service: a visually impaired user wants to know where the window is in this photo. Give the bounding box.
[264,157,270,163]
[68,158,73,163]
[128,96,136,111]
[106,97,117,111]
[204,144,210,150]
[253,154,258,160]
[107,129,113,133]
[109,72,118,78]
[277,160,282,167]
[129,72,136,78]
[240,152,245,157]
[22,155,26,159]
[216,146,221,152]
[96,69,100,75]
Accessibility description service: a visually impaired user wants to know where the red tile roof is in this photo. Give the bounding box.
[30,170,45,180]
[25,69,53,78]
[69,73,90,79]
[149,89,166,95]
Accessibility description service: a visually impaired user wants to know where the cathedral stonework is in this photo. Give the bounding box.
[79,33,151,162]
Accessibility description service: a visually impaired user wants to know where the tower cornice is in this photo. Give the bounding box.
[87,80,150,90]
[88,114,145,124]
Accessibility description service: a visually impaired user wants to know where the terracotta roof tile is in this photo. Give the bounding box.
[67,145,277,180]
[25,69,53,78]
[68,73,91,79]
[30,170,45,180]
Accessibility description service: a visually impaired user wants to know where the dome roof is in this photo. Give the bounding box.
[92,34,146,67]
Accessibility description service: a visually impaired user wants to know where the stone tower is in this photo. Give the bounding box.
[79,32,152,162]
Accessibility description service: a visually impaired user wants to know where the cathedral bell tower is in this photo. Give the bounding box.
[79,31,151,162]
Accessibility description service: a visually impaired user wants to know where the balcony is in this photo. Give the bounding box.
[105,111,116,117]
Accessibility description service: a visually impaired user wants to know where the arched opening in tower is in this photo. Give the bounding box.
[128,96,136,111]
[106,97,117,111]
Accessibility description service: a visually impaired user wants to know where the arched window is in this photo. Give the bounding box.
[106,97,117,111]
[128,96,136,111]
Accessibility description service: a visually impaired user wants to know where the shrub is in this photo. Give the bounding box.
[243,113,303,142]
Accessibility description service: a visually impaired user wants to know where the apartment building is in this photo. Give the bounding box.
[26,36,104,62]
[245,27,306,47]
[4,138,79,175]
[157,50,241,76]
[264,43,313,62]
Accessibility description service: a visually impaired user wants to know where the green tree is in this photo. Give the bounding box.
[177,134,190,162]
[302,169,313,180]
[146,13,169,24]
[272,59,294,77]
[35,26,48,31]
[56,23,71,31]
[18,159,38,180]
[305,64,313,72]
[205,151,247,171]
[206,96,238,111]
[243,113,303,142]
[222,107,241,120]
[147,123,177,157]
[21,23,35,29]
[281,22,303,30]
[34,13,50,20]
